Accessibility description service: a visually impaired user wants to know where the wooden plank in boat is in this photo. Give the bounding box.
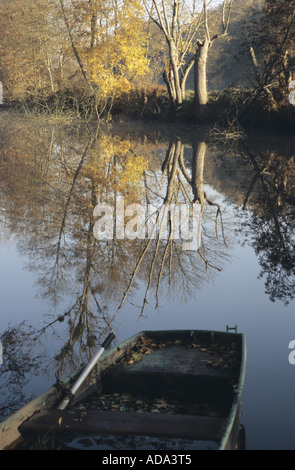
[115,346,234,377]
[19,409,228,442]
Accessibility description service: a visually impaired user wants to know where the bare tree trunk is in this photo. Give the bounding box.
[143,0,203,108]
[194,38,210,119]
[59,0,92,91]
[163,67,176,104]
[89,0,98,47]
[249,45,278,110]
[58,49,65,87]
[169,43,183,105]
[90,14,98,47]
[193,0,233,119]
[45,52,56,93]
[163,44,184,106]
[181,56,195,100]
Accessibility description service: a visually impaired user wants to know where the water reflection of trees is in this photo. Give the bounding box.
[1,117,294,416]
[113,137,227,320]
[0,118,229,379]
[239,143,295,305]
[0,324,42,420]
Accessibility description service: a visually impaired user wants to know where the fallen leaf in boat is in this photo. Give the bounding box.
[132,352,143,362]
[142,338,153,344]
[154,399,167,408]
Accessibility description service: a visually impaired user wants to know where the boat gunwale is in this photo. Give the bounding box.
[219,333,247,450]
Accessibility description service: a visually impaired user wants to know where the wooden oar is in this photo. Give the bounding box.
[58,332,115,410]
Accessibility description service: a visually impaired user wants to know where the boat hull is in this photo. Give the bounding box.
[0,329,246,450]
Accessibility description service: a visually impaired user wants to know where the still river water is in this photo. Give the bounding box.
[0,112,295,450]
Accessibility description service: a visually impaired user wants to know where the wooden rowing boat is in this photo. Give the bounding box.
[0,329,246,450]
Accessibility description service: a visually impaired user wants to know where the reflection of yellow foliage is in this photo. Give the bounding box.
[81,137,149,203]
[111,154,148,197]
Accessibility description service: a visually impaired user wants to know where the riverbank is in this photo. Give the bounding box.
[2,86,295,135]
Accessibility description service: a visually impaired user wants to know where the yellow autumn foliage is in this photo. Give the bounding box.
[81,1,150,98]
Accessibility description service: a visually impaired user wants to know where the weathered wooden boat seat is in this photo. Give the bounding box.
[19,408,228,442]
[101,345,237,403]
